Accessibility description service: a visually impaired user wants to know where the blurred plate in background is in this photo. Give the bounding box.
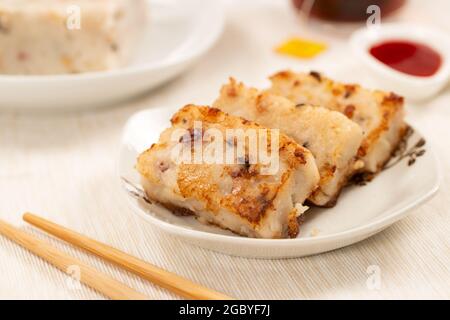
[0,0,224,111]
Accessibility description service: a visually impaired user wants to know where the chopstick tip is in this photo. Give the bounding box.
[22,212,36,222]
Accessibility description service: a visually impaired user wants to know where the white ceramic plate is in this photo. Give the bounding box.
[119,108,441,259]
[0,0,224,110]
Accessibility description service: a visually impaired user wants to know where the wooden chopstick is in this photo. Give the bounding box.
[23,213,233,300]
[0,218,149,300]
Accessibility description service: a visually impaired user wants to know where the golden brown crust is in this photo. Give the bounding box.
[156,201,296,238]
[137,105,319,235]
[287,208,300,238]
[358,92,404,162]
[172,104,311,170]
[172,106,307,224]
[269,70,406,172]
[158,202,196,216]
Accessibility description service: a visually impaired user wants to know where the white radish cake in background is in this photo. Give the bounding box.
[0,0,148,75]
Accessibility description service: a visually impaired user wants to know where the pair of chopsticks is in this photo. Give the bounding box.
[0,213,232,300]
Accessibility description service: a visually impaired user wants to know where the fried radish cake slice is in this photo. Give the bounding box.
[268,70,407,173]
[213,79,364,207]
[137,105,320,239]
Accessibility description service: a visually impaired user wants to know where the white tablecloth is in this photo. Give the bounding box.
[0,0,449,299]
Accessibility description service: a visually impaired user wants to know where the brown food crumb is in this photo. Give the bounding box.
[294,149,306,163]
[158,161,169,173]
[344,104,356,119]
[226,86,238,97]
[207,107,221,117]
[351,172,375,186]
[161,202,195,216]
[188,127,203,141]
[332,88,342,96]
[383,92,404,105]
[287,210,300,238]
[274,71,292,79]
[344,85,357,98]
[309,71,322,82]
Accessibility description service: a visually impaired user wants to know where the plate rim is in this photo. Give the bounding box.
[119,107,442,249]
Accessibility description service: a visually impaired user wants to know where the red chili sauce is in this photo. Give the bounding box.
[369,40,442,77]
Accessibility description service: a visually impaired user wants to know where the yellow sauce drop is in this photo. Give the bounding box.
[276,37,327,59]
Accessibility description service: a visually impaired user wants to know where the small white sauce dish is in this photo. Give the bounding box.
[350,23,450,100]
